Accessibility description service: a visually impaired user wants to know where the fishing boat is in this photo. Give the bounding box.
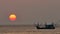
[35,22,55,29]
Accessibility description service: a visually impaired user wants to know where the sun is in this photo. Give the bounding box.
[9,13,16,21]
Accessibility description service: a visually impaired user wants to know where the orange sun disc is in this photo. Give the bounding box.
[9,13,16,21]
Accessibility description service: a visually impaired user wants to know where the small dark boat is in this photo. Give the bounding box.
[36,23,55,29]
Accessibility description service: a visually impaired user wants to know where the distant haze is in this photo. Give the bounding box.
[0,0,60,25]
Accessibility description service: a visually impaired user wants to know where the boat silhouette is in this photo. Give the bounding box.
[35,22,55,29]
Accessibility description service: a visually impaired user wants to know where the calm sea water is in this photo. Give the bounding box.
[0,25,60,34]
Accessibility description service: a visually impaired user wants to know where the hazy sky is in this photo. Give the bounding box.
[0,0,60,25]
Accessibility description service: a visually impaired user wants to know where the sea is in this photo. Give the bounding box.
[0,25,60,34]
